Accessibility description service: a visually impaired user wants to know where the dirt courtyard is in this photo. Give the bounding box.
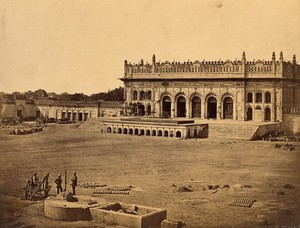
[0,123,300,227]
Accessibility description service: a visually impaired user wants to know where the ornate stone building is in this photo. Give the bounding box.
[121,52,300,122]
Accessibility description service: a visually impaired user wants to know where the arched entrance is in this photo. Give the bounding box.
[164,130,168,137]
[246,107,253,120]
[265,107,271,121]
[134,129,139,135]
[137,104,145,116]
[177,96,186,117]
[192,96,201,118]
[162,96,171,118]
[223,97,233,119]
[207,97,217,119]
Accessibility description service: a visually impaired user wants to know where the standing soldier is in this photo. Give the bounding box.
[32,172,39,187]
[71,172,77,195]
[55,174,63,194]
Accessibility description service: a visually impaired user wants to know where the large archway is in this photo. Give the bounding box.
[176,96,186,117]
[207,97,217,119]
[162,96,171,118]
[192,96,201,118]
[223,97,233,119]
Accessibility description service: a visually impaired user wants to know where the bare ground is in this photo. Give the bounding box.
[0,123,300,227]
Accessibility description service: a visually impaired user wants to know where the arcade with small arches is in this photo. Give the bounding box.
[101,118,208,139]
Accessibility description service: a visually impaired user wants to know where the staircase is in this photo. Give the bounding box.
[207,122,282,140]
[78,118,103,131]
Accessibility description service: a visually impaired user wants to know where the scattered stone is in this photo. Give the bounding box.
[212,190,218,194]
[223,184,230,188]
[172,184,177,187]
[177,186,193,192]
[161,219,187,228]
[275,143,295,151]
[207,185,213,190]
[283,184,295,189]
[87,200,98,205]
[243,185,252,188]
[213,185,219,190]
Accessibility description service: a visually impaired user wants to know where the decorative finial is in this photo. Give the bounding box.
[280,51,283,61]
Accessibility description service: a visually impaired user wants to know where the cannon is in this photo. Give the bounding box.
[23,173,51,200]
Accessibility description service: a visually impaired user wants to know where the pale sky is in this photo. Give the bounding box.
[0,0,300,95]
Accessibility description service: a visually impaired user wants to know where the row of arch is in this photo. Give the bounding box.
[131,94,233,119]
[247,91,271,103]
[161,94,233,119]
[106,127,182,138]
[59,111,92,121]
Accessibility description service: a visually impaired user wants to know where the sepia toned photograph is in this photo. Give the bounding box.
[0,0,300,227]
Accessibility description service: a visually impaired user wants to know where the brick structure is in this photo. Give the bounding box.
[0,93,124,121]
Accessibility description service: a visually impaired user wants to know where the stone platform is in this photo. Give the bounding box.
[44,196,106,221]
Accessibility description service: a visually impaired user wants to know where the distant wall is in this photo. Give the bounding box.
[0,100,36,119]
[0,97,124,121]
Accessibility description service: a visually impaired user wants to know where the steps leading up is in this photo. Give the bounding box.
[78,118,103,131]
[208,123,259,140]
[207,122,282,140]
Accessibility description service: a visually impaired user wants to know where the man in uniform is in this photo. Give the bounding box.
[31,172,39,187]
[71,172,77,195]
[55,174,63,194]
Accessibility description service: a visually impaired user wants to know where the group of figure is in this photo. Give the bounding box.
[54,172,78,195]
[25,171,78,198]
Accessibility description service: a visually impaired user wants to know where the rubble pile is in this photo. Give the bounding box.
[275,143,295,151]
[9,126,43,135]
[261,130,300,142]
